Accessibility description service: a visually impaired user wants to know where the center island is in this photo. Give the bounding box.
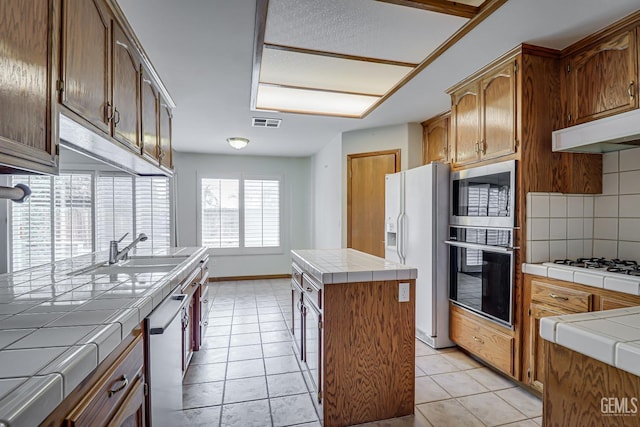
[290,248,417,427]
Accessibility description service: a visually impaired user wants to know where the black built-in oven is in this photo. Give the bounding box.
[448,159,516,328]
[451,160,515,228]
[446,226,514,327]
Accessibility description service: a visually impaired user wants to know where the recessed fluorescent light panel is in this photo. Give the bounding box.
[251,0,492,118]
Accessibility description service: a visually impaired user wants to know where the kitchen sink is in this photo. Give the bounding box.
[69,255,189,276]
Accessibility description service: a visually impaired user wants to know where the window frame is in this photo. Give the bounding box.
[197,172,284,255]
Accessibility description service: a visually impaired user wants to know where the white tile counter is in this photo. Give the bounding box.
[291,248,417,284]
[540,306,640,378]
[0,246,208,426]
[522,263,640,295]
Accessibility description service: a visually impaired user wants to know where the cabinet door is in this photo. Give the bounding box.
[141,73,159,161]
[599,295,640,311]
[567,28,638,125]
[111,21,140,149]
[182,297,195,373]
[0,0,57,173]
[480,61,516,160]
[106,376,145,427]
[159,103,173,169]
[61,0,110,133]
[529,303,573,393]
[451,84,480,166]
[424,116,449,164]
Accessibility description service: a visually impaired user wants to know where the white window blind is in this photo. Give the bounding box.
[11,176,53,271]
[135,177,171,250]
[96,175,134,251]
[244,179,280,247]
[201,178,240,248]
[200,177,281,250]
[54,174,93,261]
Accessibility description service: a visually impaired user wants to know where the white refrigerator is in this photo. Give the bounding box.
[385,162,454,349]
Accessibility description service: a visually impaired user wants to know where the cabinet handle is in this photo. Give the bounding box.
[548,293,569,301]
[474,142,479,153]
[472,335,484,344]
[105,102,114,122]
[113,108,121,126]
[481,140,487,155]
[306,287,313,292]
[108,375,129,397]
[629,81,635,98]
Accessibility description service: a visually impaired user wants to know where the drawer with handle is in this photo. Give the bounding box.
[531,280,592,312]
[302,272,322,310]
[450,306,514,375]
[64,334,144,426]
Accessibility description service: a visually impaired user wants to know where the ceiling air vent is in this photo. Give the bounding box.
[252,117,282,128]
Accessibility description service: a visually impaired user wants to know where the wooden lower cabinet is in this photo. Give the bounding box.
[449,304,515,376]
[523,274,640,394]
[544,341,640,427]
[41,332,147,427]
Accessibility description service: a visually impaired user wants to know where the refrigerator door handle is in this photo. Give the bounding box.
[396,214,403,262]
[400,212,408,262]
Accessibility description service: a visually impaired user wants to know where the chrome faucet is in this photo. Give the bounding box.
[108,233,148,264]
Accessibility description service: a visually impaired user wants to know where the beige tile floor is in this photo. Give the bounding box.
[180,279,542,427]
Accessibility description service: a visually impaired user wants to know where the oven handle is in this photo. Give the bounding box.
[444,240,514,253]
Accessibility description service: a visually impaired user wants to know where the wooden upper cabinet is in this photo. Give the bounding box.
[422,113,450,164]
[0,0,58,174]
[111,21,140,149]
[480,60,517,160]
[563,28,639,126]
[451,83,480,166]
[61,0,110,133]
[159,103,173,170]
[141,71,159,161]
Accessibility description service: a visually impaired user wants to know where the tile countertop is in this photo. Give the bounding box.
[522,263,640,296]
[0,246,208,427]
[540,306,640,378]
[291,248,417,284]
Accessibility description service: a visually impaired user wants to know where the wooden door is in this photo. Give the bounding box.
[0,0,57,172]
[451,83,480,166]
[567,29,638,125]
[481,60,516,160]
[423,114,449,164]
[141,71,159,161]
[112,21,140,149]
[529,303,571,393]
[347,150,400,257]
[159,103,173,169]
[61,0,110,132]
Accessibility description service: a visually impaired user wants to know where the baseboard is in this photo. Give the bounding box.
[208,274,292,282]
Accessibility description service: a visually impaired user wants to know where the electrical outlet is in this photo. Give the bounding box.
[398,282,410,302]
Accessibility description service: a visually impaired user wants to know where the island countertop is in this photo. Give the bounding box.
[0,246,208,427]
[291,248,417,284]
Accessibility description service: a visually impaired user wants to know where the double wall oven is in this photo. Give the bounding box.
[447,160,516,328]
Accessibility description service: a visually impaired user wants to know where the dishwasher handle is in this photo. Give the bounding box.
[148,294,189,335]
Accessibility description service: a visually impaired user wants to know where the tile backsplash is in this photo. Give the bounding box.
[526,148,640,263]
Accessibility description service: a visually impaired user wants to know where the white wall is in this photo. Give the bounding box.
[173,152,312,277]
[311,134,342,249]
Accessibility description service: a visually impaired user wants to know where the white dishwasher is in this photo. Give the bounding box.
[146,292,188,427]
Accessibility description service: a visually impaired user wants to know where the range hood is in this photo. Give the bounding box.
[552,108,640,153]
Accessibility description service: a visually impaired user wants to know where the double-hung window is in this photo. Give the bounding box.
[200,176,281,252]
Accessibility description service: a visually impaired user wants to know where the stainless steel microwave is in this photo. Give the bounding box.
[450,160,516,228]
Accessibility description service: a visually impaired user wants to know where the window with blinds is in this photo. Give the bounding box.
[96,175,134,250]
[200,177,281,250]
[11,174,93,271]
[136,177,171,250]
[11,176,53,271]
[244,179,280,247]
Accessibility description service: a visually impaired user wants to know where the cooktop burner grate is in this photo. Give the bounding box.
[553,258,640,274]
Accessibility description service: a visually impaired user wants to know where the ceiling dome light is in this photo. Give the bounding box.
[227,137,250,150]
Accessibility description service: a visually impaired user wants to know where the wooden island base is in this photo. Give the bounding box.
[544,341,640,426]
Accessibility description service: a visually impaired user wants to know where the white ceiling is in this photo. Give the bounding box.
[116,0,640,158]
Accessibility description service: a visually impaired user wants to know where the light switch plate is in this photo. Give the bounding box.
[399,282,410,302]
